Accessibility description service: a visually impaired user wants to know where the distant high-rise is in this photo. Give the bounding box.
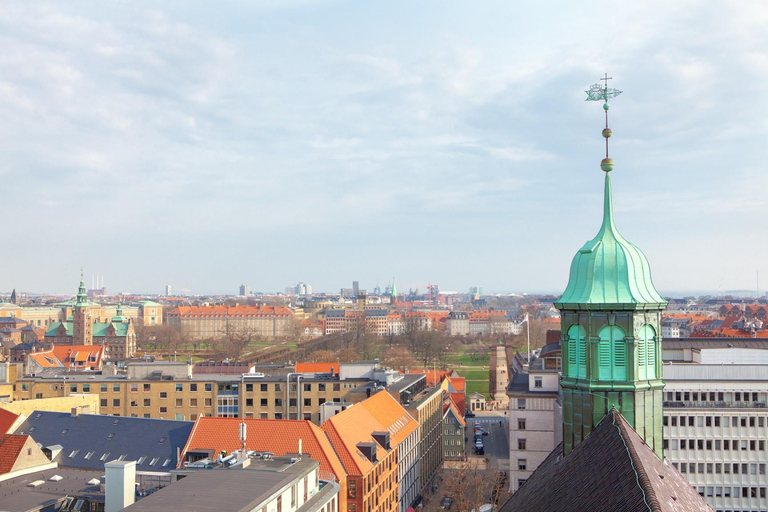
[352,281,359,298]
[239,284,251,297]
[165,285,172,296]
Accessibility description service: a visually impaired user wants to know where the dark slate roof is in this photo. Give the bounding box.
[14,411,193,472]
[498,409,713,512]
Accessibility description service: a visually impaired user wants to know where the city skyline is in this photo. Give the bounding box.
[2,1,767,295]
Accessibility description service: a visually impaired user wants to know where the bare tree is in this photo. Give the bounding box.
[380,346,418,371]
[220,324,260,362]
[306,349,336,362]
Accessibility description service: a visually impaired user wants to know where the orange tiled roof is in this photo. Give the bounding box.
[295,363,338,375]
[0,434,28,474]
[449,393,465,415]
[444,375,465,393]
[180,417,346,481]
[0,409,19,434]
[29,345,103,369]
[322,391,417,476]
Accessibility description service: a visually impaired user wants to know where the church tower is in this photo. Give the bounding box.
[72,273,93,345]
[555,77,667,458]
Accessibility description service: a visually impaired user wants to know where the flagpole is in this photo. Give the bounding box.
[526,314,530,365]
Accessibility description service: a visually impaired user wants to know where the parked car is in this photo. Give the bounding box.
[475,446,484,455]
[441,497,452,510]
[465,411,476,418]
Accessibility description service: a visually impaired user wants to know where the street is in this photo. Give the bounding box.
[466,413,509,473]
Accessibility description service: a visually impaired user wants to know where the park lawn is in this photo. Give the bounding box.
[448,352,491,367]
[465,380,490,398]
[457,370,489,381]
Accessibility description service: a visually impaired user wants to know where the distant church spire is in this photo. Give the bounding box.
[555,76,667,458]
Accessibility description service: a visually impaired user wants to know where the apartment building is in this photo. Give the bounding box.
[14,362,382,423]
[322,391,418,512]
[507,348,562,493]
[166,304,293,339]
[322,398,400,512]
[442,398,465,461]
[403,384,443,494]
[663,362,768,512]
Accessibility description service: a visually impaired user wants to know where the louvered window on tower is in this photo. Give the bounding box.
[597,325,626,381]
[637,325,657,380]
[566,325,587,379]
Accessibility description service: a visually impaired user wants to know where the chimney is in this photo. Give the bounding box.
[71,407,79,417]
[372,431,391,451]
[105,460,136,512]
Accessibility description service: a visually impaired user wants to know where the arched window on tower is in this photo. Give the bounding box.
[566,325,587,379]
[597,326,626,381]
[637,324,657,380]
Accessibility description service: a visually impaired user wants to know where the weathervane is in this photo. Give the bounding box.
[585,73,622,172]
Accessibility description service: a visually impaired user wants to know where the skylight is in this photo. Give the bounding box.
[107,433,115,440]
[68,450,79,458]
[61,429,69,436]
[158,436,167,444]
[100,453,111,461]
[162,458,171,467]
[138,456,147,464]
[118,454,127,461]
[149,457,159,466]
[84,451,95,460]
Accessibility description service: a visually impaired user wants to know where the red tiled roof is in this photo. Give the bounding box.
[409,369,449,386]
[0,434,28,474]
[449,393,465,415]
[28,345,103,370]
[180,417,346,481]
[295,363,338,375]
[0,409,19,434]
[443,397,465,427]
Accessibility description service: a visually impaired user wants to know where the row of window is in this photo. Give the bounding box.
[664,415,767,428]
[667,391,764,403]
[671,462,766,475]
[101,398,214,408]
[565,323,657,381]
[689,484,767,499]
[665,438,766,451]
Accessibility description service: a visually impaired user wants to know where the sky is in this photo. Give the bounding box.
[1,1,767,296]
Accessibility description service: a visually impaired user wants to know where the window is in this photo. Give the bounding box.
[534,377,542,388]
[318,383,326,392]
[143,383,151,392]
[261,398,268,407]
[333,383,340,392]
[70,384,78,393]
[130,384,138,392]
[111,383,120,393]
[637,324,656,379]
[246,398,253,407]
[205,398,212,407]
[566,325,587,379]
[597,325,626,380]
[190,384,198,392]
[518,399,526,410]
[518,419,526,430]
[176,383,183,392]
[82,384,90,393]
[304,398,311,407]
[130,400,138,407]
[246,383,253,392]
[518,439,526,450]
[205,383,212,392]
[143,398,151,407]
[174,398,182,407]
[275,398,283,407]
[160,392,167,399]
[304,383,312,392]
[175,413,184,420]
[112,399,120,407]
[518,459,527,470]
[100,384,108,393]
[100,398,108,408]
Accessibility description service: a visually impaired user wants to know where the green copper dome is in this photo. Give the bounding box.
[555,174,666,310]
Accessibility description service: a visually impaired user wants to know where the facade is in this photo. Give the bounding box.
[167,304,293,339]
[404,385,443,495]
[442,399,465,461]
[507,351,561,492]
[662,362,768,512]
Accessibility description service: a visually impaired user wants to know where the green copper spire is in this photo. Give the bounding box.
[557,76,667,460]
[112,301,126,323]
[76,270,88,306]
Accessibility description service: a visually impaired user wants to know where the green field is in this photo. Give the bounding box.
[459,370,490,381]
[465,380,490,397]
